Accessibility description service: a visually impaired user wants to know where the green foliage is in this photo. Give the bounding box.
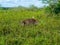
[40,0,58,4]
[0,7,60,45]
[53,2,60,14]
[40,0,60,14]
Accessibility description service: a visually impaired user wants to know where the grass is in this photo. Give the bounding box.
[0,8,60,45]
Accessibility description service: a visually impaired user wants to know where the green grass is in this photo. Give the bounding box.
[0,8,60,45]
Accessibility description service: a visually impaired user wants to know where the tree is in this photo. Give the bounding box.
[40,0,59,5]
[40,0,60,14]
[29,5,38,11]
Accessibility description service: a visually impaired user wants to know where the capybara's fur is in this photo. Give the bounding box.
[22,18,38,26]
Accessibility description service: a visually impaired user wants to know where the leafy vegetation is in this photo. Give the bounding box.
[0,6,60,45]
[40,0,60,14]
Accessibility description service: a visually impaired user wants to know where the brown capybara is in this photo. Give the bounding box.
[21,18,38,26]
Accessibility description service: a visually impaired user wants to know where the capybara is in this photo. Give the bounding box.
[21,18,38,26]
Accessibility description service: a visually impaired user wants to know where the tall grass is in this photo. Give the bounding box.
[0,8,60,45]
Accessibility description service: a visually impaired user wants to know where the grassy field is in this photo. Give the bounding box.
[0,8,60,45]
